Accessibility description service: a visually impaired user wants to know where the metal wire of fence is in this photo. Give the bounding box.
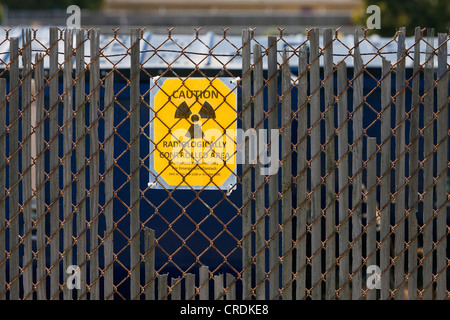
[0,26,448,300]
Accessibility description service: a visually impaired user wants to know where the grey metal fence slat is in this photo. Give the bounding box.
[241,28,252,301]
[253,43,266,301]
[103,71,115,300]
[89,28,101,301]
[351,29,364,301]
[48,27,60,300]
[62,28,74,300]
[21,28,33,300]
[129,27,141,301]
[185,273,196,301]
[9,36,20,301]
[267,35,279,301]
[75,28,87,300]
[199,265,209,300]
[157,273,168,300]
[34,53,46,300]
[394,27,406,300]
[296,45,308,301]
[337,61,350,300]
[0,78,6,300]
[171,277,181,300]
[380,57,392,300]
[281,47,293,300]
[214,274,224,300]
[408,26,421,301]
[323,28,336,300]
[309,27,321,300]
[225,273,236,300]
[144,227,155,300]
[435,32,448,301]
[422,28,435,301]
[366,137,377,300]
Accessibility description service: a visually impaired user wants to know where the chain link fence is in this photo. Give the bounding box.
[0,26,448,300]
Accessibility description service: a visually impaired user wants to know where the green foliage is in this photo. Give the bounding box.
[355,0,449,36]
[1,0,103,10]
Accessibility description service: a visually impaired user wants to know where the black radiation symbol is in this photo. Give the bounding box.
[174,101,216,138]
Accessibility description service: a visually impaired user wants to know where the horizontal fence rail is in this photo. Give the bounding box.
[0,26,448,300]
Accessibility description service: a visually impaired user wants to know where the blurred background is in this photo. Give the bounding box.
[0,0,448,36]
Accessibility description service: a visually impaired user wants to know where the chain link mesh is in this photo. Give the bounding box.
[0,26,448,300]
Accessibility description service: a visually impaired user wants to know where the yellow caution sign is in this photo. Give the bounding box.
[150,78,237,189]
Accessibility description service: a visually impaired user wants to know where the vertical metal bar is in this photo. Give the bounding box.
[280,48,292,300]
[337,61,350,300]
[89,28,100,300]
[323,28,336,300]
[129,27,141,301]
[366,137,377,300]
[380,57,392,300]
[62,28,74,300]
[435,32,448,301]
[103,71,115,300]
[241,28,252,300]
[75,28,87,300]
[253,43,266,300]
[351,30,364,300]
[34,53,46,300]
[21,29,33,300]
[309,27,321,300]
[144,227,155,300]
[394,27,406,300]
[0,78,6,300]
[296,45,308,300]
[48,27,60,300]
[8,36,20,300]
[407,27,421,301]
[267,35,279,300]
[422,28,434,301]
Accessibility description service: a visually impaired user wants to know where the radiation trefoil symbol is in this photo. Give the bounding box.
[174,101,216,138]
